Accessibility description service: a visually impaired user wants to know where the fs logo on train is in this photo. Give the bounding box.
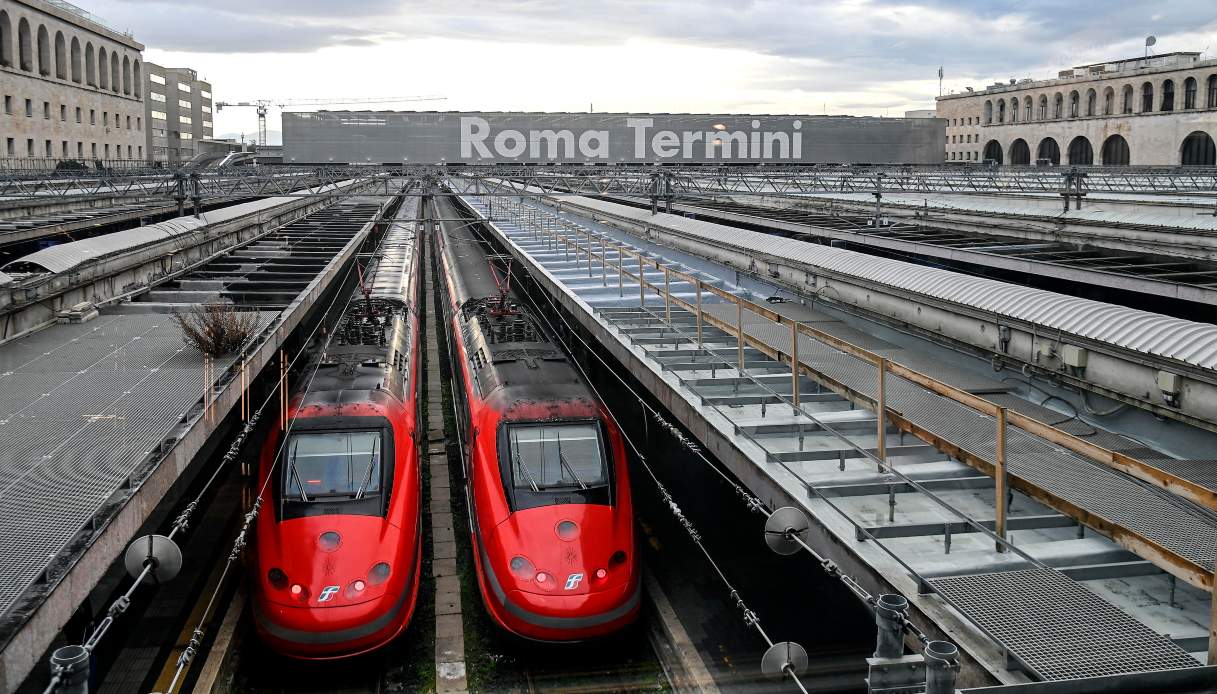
[564,573,584,591]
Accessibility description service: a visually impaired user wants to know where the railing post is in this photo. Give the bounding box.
[695,280,703,348]
[618,244,624,297]
[876,357,887,473]
[791,321,800,413]
[736,295,746,375]
[663,267,671,323]
[639,254,646,307]
[995,406,1008,553]
[1210,554,1217,664]
[601,235,608,286]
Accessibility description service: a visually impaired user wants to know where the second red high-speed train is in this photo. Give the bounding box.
[250,199,423,658]
[435,195,640,641]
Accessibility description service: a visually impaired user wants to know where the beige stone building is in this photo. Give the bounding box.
[936,51,1217,166]
[0,0,145,165]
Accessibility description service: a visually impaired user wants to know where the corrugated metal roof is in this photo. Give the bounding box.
[564,195,1217,370]
[3,216,207,273]
[804,192,1217,231]
[0,180,360,276]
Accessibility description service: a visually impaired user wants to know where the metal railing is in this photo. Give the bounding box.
[489,194,1217,592]
[483,192,1217,674]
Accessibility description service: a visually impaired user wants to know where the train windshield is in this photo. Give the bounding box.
[508,423,608,492]
[285,431,382,501]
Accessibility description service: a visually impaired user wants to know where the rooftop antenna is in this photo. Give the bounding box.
[938,65,944,97]
[1145,35,1157,59]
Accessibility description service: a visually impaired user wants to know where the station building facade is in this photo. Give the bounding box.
[143,63,213,162]
[0,0,145,163]
[936,51,1217,166]
[282,111,946,165]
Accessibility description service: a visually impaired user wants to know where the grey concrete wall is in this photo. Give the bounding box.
[283,111,945,165]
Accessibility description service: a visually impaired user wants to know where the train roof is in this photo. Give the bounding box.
[437,196,597,417]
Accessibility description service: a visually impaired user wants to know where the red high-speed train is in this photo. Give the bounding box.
[250,202,423,659]
[435,195,640,641]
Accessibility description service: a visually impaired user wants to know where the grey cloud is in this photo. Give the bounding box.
[88,0,1217,86]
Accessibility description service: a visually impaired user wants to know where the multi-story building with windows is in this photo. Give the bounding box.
[143,63,212,163]
[0,0,145,164]
[936,51,1217,166]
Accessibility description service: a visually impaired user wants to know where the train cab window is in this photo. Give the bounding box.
[504,422,611,509]
[282,431,385,517]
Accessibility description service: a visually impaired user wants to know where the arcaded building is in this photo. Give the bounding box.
[936,51,1217,166]
[0,0,145,163]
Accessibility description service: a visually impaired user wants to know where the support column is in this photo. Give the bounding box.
[995,406,1008,553]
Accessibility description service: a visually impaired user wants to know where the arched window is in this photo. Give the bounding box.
[983,139,1003,163]
[70,36,80,82]
[1162,79,1175,111]
[1181,131,1216,165]
[1038,95,1048,120]
[997,100,1005,123]
[1086,88,1096,116]
[1207,75,1216,108]
[1141,81,1154,112]
[1101,135,1130,165]
[109,52,118,92]
[17,17,31,71]
[1053,93,1064,118]
[122,55,130,95]
[1024,96,1032,121]
[84,40,94,85]
[1123,84,1134,113]
[97,46,107,89]
[1069,90,1079,117]
[1103,86,1114,115]
[984,100,993,124]
[1184,77,1197,109]
[133,60,141,97]
[0,11,10,67]
[53,30,64,79]
[1009,138,1031,165]
[1037,137,1060,165]
[1010,98,1019,123]
[36,24,48,76]
[1068,136,1094,165]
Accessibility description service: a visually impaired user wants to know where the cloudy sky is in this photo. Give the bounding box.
[88,0,1217,143]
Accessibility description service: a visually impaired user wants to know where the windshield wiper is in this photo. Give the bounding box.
[558,451,588,490]
[289,464,311,502]
[353,438,381,500]
[513,451,540,492]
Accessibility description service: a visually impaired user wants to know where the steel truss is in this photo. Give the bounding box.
[2,164,1217,203]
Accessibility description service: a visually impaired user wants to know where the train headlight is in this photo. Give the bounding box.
[509,556,535,580]
[289,583,309,601]
[594,568,608,580]
[534,571,556,591]
[609,550,628,568]
[369,562,391,586]
[267,568,288,590]
[346,579,367,598]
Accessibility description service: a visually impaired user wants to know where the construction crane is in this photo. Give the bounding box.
[214,95,446,148]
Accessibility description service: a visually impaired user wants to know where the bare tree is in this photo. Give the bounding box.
[173,303,258,356]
